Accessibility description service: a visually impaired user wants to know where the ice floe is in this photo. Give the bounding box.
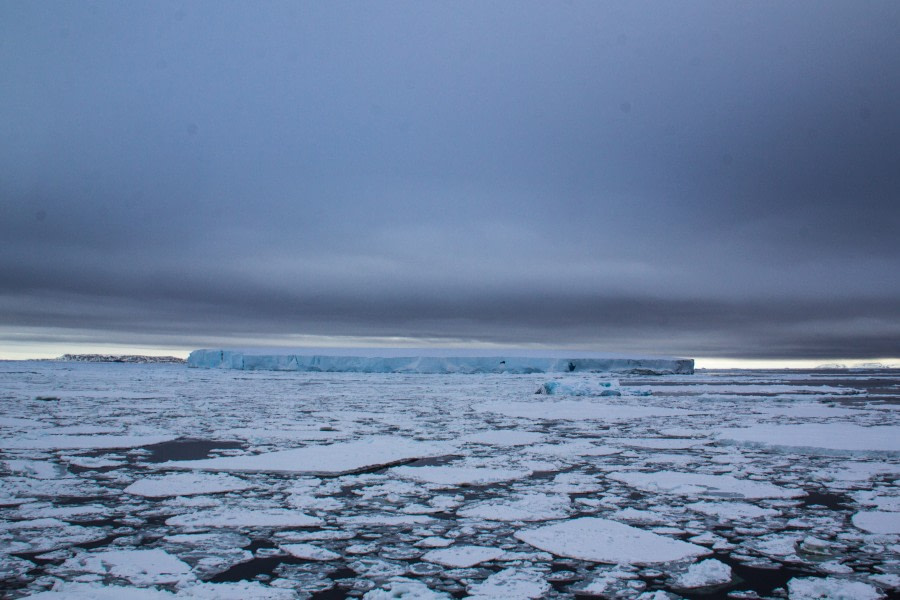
[717,424,900,455]
[162,436,448,475]
[609,470,804,499]
[422,545,504,567]
[515,517,710,564]
[124,472,254,497]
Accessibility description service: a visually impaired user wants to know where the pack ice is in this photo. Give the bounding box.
[1,360,898,599]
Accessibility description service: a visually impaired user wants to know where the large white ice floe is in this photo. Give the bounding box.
[787,576,885,599]
[124,473,254,497]
[362,578,452,599]
[165,508,323,528]
[686,501,781,520]
[672,559,733,588]
[466,567,551,599]
[280,542,341,561]
[473,400,698,421]
[390,465,532,486]
[461,430,546,446]
[422,545,505,568]
[161,436,448,475]
[57,549,193,586]
[515,517,710,564]
[22,583,177,599]
[716,424,900,456]
[458,493,572,521]
[851,511,900,534]
[188,348,694,374]
[609,471,805,499]
[0,434,176,450]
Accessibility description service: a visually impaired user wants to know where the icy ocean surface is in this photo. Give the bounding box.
[0,362,898,599]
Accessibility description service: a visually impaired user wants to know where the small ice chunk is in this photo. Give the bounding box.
[535,379,621,396]
[125,473,254,497]
[515,517,709,564]
[280,543,340,561]
[673,559,732,588]
[852,511,900,534]
[422,545,504,568]
[787,576,884,600]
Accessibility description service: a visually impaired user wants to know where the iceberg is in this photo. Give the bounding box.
[187,348,693,375]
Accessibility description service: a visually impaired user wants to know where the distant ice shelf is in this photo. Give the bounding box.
[187,349,694,375]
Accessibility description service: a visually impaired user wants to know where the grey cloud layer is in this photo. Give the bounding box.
[1,1,898,357]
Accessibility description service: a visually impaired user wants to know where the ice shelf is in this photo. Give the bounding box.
[187,349,694,375]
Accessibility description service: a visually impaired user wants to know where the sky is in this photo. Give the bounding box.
[1,1,899,365]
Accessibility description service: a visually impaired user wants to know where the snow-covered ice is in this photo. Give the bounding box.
[515,517,710,563]
[124,473,254,497]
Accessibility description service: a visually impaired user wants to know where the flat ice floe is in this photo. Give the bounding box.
[165,508,323,528]
[0,434,176,450]
[458,493,572,521]
[717,424,900,455]
[515,517,709,564]
[280,542,341,560]
[422,545,505,568]
[461,430,545,445]
[466,567,551,599]
[124,473,254,497]
[609,470,805,499]
[686,501,781,520]
[787,576,885,600]
[162,436,448,475]
[474,399,698,421]
[851,510,900,534]
[391,465,532,486]
[56,549,193,586]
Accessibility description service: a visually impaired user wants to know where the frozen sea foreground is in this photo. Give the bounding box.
[187,348,694,375]
[1,362,898,599]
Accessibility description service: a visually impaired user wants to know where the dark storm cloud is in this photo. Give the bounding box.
[1,1,898,358]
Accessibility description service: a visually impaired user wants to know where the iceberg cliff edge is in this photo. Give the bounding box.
[187,349,693,375]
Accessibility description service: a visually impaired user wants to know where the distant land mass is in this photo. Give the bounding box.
[59,354,186,364]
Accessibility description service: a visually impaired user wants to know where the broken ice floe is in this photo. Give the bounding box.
[717,424,900,456]
[608,470,805,499]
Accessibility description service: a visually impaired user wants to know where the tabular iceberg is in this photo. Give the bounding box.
[187,349,693,375]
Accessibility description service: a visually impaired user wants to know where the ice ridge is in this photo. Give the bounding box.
[187,349,693,375]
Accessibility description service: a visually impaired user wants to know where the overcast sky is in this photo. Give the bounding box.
[1,1,898,360]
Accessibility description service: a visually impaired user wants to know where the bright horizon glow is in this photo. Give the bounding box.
[0,341,896,370]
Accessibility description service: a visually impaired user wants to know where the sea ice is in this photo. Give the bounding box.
[362,577,452,599]
[165,508,323,528]
[461,430,545,446]
[787,576,884,599]
[162,437,448,475]
[56,549,193,586]
[458,493,571,521]
[280,543,341,561]
[391,465,532,486]
[124,473,254,497]
[535,379,621,396]
[514,517,709,564]
[852,511,900,534]
[673,559,732,588]
[686,501,781,520]
[422,545,505,568]
[717,424,900,456]
[475,400,698,421]
[609,471,804,499]
[466,567,551,599]
[0,434,176,450]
